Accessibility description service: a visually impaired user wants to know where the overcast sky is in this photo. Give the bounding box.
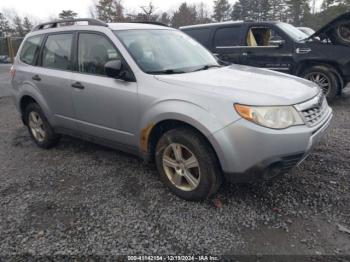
[1,0,322,21]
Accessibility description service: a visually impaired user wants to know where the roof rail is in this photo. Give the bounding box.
[132,21,169,27]
[32,18,108,31]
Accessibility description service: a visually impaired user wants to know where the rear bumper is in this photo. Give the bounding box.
[211,108,333,183]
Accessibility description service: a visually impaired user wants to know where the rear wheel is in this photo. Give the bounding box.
[25,103,60,149]
[155,128,222,201]
[303,65,339,100]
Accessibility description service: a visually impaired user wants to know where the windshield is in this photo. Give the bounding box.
[114,29,219,74]
[278,23,309,41]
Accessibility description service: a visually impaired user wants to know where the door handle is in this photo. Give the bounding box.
[32,75,41,81]
[71,82,85,90]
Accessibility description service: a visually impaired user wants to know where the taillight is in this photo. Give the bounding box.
[9,66,16,80]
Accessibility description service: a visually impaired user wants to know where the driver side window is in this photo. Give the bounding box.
[78,33,121,76]
[246,27,284,47]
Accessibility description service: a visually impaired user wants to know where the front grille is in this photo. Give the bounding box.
[297,93,329,127]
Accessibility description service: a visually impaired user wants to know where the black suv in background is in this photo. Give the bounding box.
[181,12,350,100]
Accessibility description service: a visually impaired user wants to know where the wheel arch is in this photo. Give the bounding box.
[144,119,224,173]
[19,95,38,125]
[295,60,345,92]
[17,85,54,126]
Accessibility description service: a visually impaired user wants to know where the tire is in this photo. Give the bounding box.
[302,65,340,101]
[24,103,60,149]
[330,24,350,46]
[155,128,222,201]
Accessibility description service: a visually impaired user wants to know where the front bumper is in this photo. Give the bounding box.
[210,107,333,183]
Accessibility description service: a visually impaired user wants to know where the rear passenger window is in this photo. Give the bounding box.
[214,27,241,47]
[78,33,121,76]
[185,28,211,48]
[42,33,73,70]
[20,35,43,65]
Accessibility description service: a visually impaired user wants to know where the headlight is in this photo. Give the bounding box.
[234,104,304,129]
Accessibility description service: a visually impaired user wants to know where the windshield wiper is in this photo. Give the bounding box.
[147,69,186,75]
[191,64,221,72]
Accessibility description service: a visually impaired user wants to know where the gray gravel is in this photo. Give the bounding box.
[0,88,349,256]
[0,64,11,97]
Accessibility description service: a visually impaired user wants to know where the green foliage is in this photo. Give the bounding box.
[231,0,288,22]
[0,12,11,36]
[58,10,78,20]
[310,3,350,29]
[23,17,33,34]
[96,0,124,22]
[13,16,25,37]
[159,12,171,26]
[213,0,231,22]
[171,3,197,28]
[2,0,349,37]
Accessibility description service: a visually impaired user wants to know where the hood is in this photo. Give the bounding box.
[308,11,350,46]
[155,65,319,106]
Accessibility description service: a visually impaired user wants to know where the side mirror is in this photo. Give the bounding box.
[105,60,122,78]
[269,39,285,47]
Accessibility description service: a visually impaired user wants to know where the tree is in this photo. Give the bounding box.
[259,0,272,21]
[231,2,243,20]
[58,10,78,20]
[23,17,33,34]
[213,0,231,22]
[309,1,350,29]
[0,12,11,36]
[171,3,197,28]
[231,0,288,22]
[13,16,25,36]
[139,1,158,21]
[196,2,212,24]
[159,12,171,25]
[285,0,311,26]
[96,0,124,22]
[269,0,287,20]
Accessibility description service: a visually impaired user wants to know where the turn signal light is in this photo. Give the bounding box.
[234,104,254,121]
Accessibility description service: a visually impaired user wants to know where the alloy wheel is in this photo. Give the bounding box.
[28,111,46,143]
[162,143,201,192]
[305,72,331,96]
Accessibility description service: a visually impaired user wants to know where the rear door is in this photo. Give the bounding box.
[71,32,138,147]
[212,25,244,64]
[239,24,294,73]
[36,32,76,130]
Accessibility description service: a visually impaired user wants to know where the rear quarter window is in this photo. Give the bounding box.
[19,35,43,65]
[184,28,211,48]
[214,26,242,47]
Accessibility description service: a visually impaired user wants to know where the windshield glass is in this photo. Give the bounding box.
[114,29,219,74]
[278,23,309,41]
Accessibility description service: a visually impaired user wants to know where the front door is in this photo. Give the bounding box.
[71,32,138,147]
[240,25,294,73]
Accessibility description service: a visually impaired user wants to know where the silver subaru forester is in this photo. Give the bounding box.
[10,19,333,201]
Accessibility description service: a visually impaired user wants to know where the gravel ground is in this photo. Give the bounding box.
[0,64,11,97]
[0,85,349,257]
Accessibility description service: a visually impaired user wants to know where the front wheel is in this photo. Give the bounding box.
[302,65,340,101]
[155,128,222,201]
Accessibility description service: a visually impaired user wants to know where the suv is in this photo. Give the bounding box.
[181,12,350,100]
[11,18,332,201]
